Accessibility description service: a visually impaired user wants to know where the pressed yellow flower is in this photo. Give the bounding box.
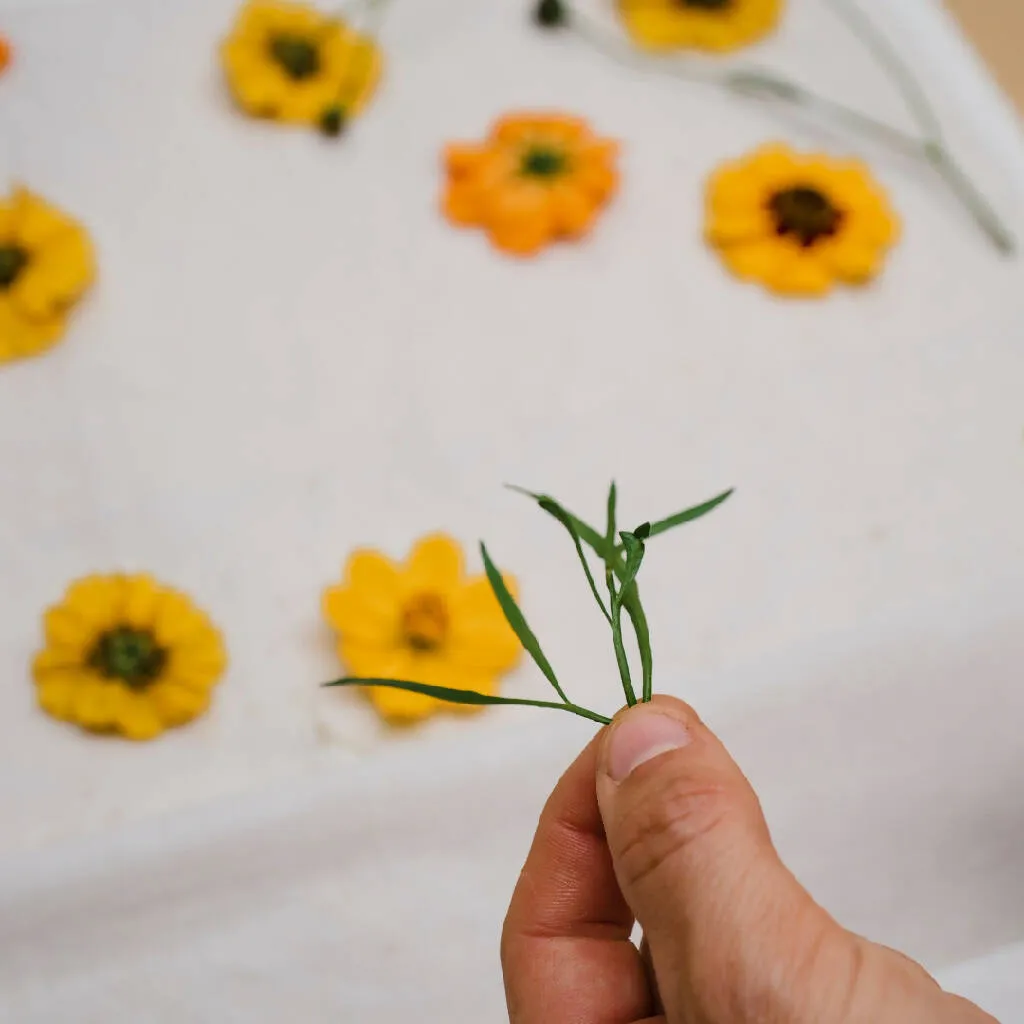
[323,534,522,724]
[221,0,382,133]
[618,0,783,53]
[34,574,227,741]
[0,187,95,365]
[705,143,900,297]
[443,112,620,257]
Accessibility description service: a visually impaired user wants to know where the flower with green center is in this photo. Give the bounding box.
[34,573,227,741]
[221,1,383,130]
[88,627,168,689]
[0,245,29,289]
[520,146,568,178]
[443,112,620,256]
[268,32,321,80]
[0,187,95,365]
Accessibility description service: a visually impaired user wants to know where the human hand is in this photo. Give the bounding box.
[502,696,997,1023]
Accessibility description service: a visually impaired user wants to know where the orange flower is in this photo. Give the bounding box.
[442,113,619,257]
[0,34,11,75]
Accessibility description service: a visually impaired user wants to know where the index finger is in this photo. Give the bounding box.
[501,731,655,1024]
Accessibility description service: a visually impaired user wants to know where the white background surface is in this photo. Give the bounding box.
[0,0,1022,1018]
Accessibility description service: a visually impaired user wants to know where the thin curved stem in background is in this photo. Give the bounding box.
[563,2,1015,255]
[823,0,1015,254]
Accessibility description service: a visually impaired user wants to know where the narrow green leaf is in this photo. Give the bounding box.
[538,497,611,625]
[605,481,618,553]
[480,541,569,705]
[324,677,611,725]
[506,484,612,560]
[647,488,734,538]
[617,531,647,599]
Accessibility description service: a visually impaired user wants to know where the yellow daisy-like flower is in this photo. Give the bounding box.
[705,143,901,297]
[34,574,227,741]
[0,187,95,365]
[221,0,382,134]
[323,534,522,724]
[618,0,783,53]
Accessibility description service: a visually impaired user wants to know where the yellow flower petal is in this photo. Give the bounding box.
[336,637,403,679]
[149,682,211,726]
[37,674,80,721]
[122,574,164,630]
[115,693,166,741]
[345,548,401,597]
[447,576,522,672]
[323,584,396,644]
[367,683,439,724]
[705,208,772,245]
[0,295,65,364]
[12,225,95,321]
[404,533,464,593]
[73,681,124,732]
[165,642,227,692]
[819,234,885,283]
[152,590,212,646]
[11,188,79,249]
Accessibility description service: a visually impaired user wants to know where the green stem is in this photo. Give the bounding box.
[536,700,612,725]
[924,143,1016,255]
[824,0,1015,254]
[622,586,653,702]
[823,0,943,142]
[606,566,637,706]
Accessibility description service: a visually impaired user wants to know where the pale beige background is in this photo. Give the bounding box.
[947,0,1024,108]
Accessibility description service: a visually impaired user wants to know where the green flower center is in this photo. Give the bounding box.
[401,593,449,652]
[520,146,568,179]
[268,33,322,81]
[768,186,843,247]
[88,627,168,688]
[675,0,733,10]
[0,245,29,290]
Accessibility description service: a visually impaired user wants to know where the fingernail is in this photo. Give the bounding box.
[607,708,692,782]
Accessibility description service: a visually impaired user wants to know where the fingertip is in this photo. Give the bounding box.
[599,696,704,783]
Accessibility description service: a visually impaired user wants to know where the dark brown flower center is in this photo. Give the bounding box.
[88,627,167,688]
[268,33,321,80]
[401,593,449,652]
[520,146,568,178]
[768,186,843,247]
[675,0,734,10]
[0,245,29,290]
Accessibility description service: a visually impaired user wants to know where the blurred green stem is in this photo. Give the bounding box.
[564,2,1015,255]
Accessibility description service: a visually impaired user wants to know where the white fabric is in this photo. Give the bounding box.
[0,0,1022,1018]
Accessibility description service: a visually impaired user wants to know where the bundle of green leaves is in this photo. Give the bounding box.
[325,483,732,724]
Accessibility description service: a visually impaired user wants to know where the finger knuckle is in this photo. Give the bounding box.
[613,772,737,892]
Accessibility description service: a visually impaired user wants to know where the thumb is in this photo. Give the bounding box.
[596,696,850,1019]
